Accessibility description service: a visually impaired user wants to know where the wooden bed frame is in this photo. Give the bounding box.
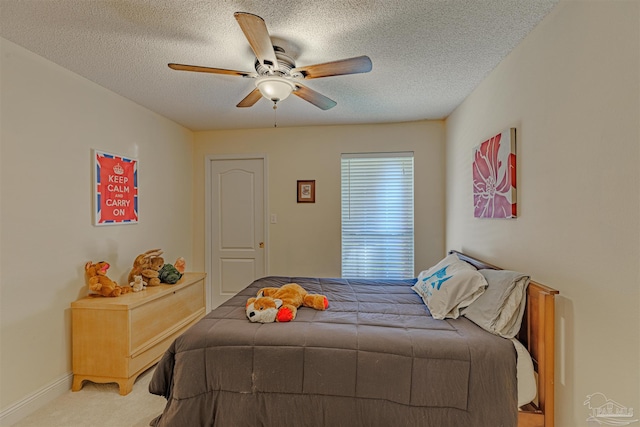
[450,251,559,427]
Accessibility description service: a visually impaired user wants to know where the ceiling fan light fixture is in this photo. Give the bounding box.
[169,13,372,111]
[255,76,295,102]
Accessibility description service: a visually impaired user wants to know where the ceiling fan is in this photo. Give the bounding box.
[168,12,372,111]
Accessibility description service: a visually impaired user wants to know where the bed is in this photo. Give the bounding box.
[149,251,558,427]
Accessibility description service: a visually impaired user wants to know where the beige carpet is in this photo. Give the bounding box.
[12,368,166,427]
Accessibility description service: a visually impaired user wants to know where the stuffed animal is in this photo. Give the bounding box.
[127,249,164,287]
[245,283,328,323]
[158,263,182,284]
[174,257,186,274]
[129,275,147,292]
[85,261,132,297]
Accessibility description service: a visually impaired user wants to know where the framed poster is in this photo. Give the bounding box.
[93,149,138,225]
[472,128,517,219]
[297,180,315,203]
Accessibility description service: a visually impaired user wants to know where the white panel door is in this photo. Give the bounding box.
[209,157,265,309]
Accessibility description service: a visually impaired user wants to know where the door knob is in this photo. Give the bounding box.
[259,242,264,248]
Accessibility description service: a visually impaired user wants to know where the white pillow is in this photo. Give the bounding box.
[412,254,487,319]
[511,338,537,407]
[462,269,530,338]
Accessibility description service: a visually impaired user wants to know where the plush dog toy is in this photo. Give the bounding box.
[246,283,329,323]
[85,261,132,297]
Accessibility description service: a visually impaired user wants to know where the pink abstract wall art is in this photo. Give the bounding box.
[473,128,517,219]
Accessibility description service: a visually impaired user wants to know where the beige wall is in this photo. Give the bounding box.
[0,38,195,410]
[4,1,637,424]
[192,121,446,279]
[446,1,639,425]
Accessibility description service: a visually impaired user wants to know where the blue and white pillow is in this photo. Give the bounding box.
[412,254,487,319]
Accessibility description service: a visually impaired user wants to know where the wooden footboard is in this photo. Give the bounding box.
[450,251,559,427]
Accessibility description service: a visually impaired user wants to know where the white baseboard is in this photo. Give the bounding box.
[0,372,73,426]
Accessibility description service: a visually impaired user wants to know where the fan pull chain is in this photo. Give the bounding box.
[273,101,278,128]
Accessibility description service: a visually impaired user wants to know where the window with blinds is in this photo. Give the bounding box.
[341,152,414,279]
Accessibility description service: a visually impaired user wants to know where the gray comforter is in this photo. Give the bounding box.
[149,276,517,427]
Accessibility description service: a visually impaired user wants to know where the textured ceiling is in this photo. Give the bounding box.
[0,0,559,131]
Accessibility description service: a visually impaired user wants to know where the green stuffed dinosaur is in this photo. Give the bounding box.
[158,258,184,284]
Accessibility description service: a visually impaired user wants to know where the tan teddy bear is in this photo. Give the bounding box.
[245,283,328,323]
[129,275,147,292]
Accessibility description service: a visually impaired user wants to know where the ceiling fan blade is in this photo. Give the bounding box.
[234,12,278,70]
[168,63,252,77]
[293,84,337,110]
[236,88,263,108]
[292,56,372,79]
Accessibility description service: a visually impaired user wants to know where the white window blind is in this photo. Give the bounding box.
[341,152,414,279]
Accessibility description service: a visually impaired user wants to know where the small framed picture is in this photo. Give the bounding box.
[297,180,315,203]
